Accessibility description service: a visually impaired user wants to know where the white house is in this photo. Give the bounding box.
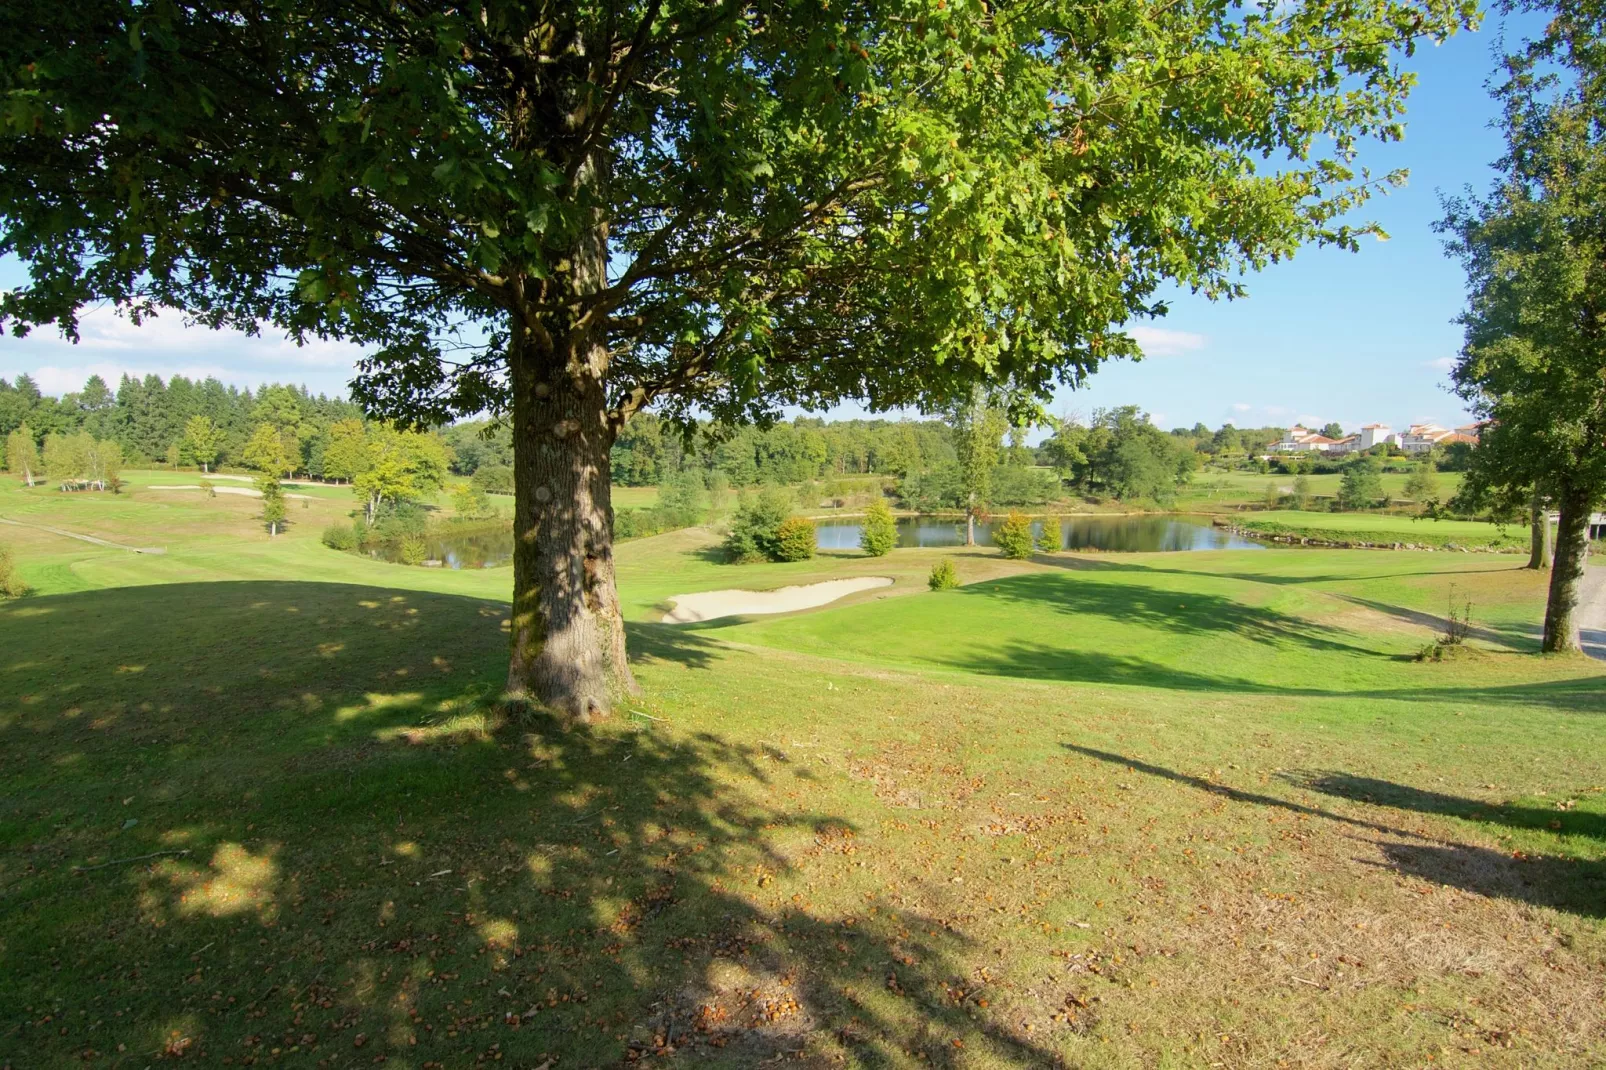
[1357,423,1391,449]
[1273,426,1341,453]
[1400,423,1453,453]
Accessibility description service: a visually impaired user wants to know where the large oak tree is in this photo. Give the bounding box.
[1443,83,1606,653]
[2,0,1472,716]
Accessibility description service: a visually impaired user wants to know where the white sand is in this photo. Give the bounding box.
[149,484,314,500]
[664,576,894,623]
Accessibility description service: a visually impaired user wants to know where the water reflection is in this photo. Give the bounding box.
[814,514,1263,552]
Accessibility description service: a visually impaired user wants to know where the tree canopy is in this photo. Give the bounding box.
[1,0,1476,715]
[1441,59,1606,651]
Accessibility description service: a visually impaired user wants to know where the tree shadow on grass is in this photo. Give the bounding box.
[1034,552,1502,588]
[1064,746,1606,919]
[1331,593,1540,651]
[1283,771,1606,843]
[0,582,1066,1067]
[955,572,1383,658]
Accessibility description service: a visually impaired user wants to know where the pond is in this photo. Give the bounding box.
[814,514,1264,552]
[369,528,513,569]
[367,512,1261,567]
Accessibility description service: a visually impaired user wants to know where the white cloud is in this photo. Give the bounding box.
[1231,402,1253,414]
[1127,325,1207,357]
[1,304,368,396]
[1424,356,1457,372]
[1148,412,1168,427]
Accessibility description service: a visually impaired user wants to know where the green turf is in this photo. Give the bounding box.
[1175,469,1467,511]
[4,472,1606,1067]
[1231,510,1527,551]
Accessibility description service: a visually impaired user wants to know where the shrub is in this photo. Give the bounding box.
[723,487,796,562]
[993,511,1036,559]
[1035,520,1061,553]
[1337,455,1384,510]
[928,559,959,591]
[774,516,817,561]
[859,499,898,556]
[321,523,359,551]
[0,544,31,599]
[398,534,428,566]
[373,501,428,541]
[452,483,495,519]
[470,464,515,494]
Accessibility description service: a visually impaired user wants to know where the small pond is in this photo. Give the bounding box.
[367,512,1261,567]
[815,514,1264,552]
[369,528,513,569]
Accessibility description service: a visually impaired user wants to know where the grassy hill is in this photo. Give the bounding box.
[3,473,1605,1067]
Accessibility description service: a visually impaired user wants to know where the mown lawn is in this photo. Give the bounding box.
[3,477,1606,1068]
[1175,470,1467,511]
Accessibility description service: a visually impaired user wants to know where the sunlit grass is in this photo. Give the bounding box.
[2,470,1605,1066]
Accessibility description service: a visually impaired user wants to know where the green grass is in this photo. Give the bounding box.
[4,473,1606,1067]
[1232,510,1527,551]
[1176,469,1467,511]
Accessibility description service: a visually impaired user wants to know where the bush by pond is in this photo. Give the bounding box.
[774,516,816,561]
[993,511,1036,559]
[859,499,897,557]
[724,487,800,562]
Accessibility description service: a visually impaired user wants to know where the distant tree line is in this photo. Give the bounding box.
[0,372,363,476]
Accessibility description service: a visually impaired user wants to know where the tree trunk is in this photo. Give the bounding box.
[965,507,976,547]
[1542,482,1593,653]
[505,319,637,719]
[1528,489,1553,570]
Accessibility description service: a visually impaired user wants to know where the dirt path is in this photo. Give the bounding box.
[1579,563,1606,660]
[0,515,165,554]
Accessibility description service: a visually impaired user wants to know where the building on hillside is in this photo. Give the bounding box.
[1454,422,1486,441]
[1400,423,1456,454]
[1326,435,1361,455]
[1357,423,1392,449]
[1273,426,1341,453]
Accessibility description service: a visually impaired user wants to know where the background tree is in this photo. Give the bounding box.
[242,423,297,479]
[946,390,1007,546]
[1,0,1476,716]
[1337,455,1385,510]
[1319,422,1346,440]
[859,499,898,557]
[1441,76,1606,651]
[353,426,451,524]
[1403,460,1440,507]
[321,418,371,484]
[723,487,798,563]
[258,475,287,537]
[42,432,87,486]
[1292,473,1312,510]
[5,426,38,486]
[181,415,224,473]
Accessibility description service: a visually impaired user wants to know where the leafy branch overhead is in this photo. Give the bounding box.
[2,0,1474,426]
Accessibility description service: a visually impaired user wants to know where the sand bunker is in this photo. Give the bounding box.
[149,484,314,500]
[664,576,893,623]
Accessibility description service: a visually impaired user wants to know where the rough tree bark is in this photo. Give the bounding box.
[1528,487,1553,570]
[1542,481,1592,653]
[503,145,638,717]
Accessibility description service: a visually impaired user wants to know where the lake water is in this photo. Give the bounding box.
[369,512,1260,567]
[369,529,513,569]
[815,514,1264,552]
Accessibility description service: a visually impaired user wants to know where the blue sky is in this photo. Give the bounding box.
[0,11,1544,433]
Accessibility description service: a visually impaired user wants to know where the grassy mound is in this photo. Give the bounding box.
[1232,510,1527,551]
[5,474,1606,1066]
